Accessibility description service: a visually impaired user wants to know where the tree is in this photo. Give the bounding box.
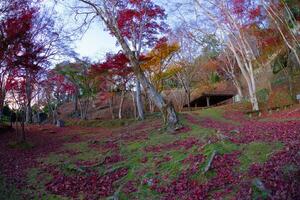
[218,50,244,100]
[92,52,133,119]
[0,0,34,121]
[142,38,180,112]
[42,70,75,124]
[193,0,265,111]
[56,59,98,120]
[261,0,300,66]
[74,0,180,129]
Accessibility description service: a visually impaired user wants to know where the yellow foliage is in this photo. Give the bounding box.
[142,42,180,73]
[141,41,180,92]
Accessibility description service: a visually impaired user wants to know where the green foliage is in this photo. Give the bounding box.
[210,72,220,84]
[272,54,287,74]
[56,60,98,99]
[256,88,270,103]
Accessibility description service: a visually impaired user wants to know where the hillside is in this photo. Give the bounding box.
[1,106,300,199]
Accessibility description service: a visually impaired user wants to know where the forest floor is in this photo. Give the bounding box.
[1,105,300,200]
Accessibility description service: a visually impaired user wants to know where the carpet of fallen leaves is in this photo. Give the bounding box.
[0,107,300,199]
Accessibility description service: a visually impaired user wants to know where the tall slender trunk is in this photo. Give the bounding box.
[26,104,32,124]
[233,80,243,100]
[74,89,79,117]
[109,95,115,120]
[20,110,26,142]
[131,91,137,118]
[136,79,144,120]
[0,105,3,122]
[79,98,89,120]
[187,89,191,111]
[0,89,4,122]
[25,75,32,123]
[118,91,125,119]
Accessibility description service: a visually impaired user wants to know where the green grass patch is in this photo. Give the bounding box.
[191,169,216,184]
[239,142,284,171]
[196,108,224,120]
[203,141,239,157]
[39,153,70,165]
[65,118,136,129]
[8,141,35,150]
[193,108,240,125]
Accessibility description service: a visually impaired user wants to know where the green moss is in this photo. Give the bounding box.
[39,153,69,165]
[66,118,136,129]
[239,142,284,171]
[158,150,189,179]
[203,141,239,157]
[193,108,240,125]
[196,108,224,120]
[191,170,216,184]
[8,141,35,150]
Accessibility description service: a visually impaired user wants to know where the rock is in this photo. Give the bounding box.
[56,120,65,127]
[252,178,271,197]
[230,129,240,134]
[88,140,100,145]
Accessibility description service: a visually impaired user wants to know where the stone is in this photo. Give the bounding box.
[56,120,65,127]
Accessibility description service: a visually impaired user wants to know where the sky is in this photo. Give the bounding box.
[73,23,119,61]
[56,0,183,62]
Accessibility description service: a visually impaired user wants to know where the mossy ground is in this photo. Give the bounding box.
[0,108,292,199]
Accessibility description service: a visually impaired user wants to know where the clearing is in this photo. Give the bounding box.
[0,106,300,199]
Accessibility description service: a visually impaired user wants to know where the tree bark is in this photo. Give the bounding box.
[0,89,5,122]
[137,71,179,129]
[131,91,137,118]
[118,90,125,119]
[74,89,79,117]
[25,79,32,123]
[135,79,144,120]
[20,110,26,142]
[109,95,115,120]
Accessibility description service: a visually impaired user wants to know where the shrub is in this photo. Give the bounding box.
[268,89,294,108]
[256,88,270,103]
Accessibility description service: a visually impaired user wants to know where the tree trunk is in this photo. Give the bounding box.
[136,79,144,120]
[26,104,32,124]
[20,111,26,142]
[233,80,244,101]
[74,89,79,117]
[138,72,180,129]
[0,105,3,122]
[52,108,58,125]
[118,90,125,119]
[0,90,4,122]
[187,89,191,111]
[131,91,137,118]
[109,95,115,120]
[25,77,32,124]
[102,20,180,129]
[79,99,89,120]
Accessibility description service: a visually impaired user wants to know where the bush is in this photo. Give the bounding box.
[256,88,270,103]
[268,89,294,108]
